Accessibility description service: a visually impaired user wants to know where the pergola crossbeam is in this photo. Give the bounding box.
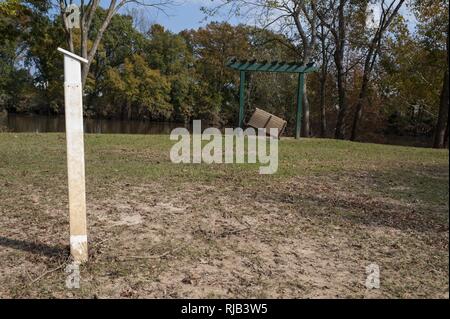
[226,58,319,74]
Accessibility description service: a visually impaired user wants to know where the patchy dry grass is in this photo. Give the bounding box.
[0,133,448,298]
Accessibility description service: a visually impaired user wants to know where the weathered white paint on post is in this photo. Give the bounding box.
[58,47,89,263]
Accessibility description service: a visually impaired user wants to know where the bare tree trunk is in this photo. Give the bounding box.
[59,0,114,87]
[301,73,311,137]
[127,100,132,121]
[60,0,172,88]
[351,36,377,141]
[333,0,347,140]
[67,30,74,52]
[314,0,348,139]
[433,69,449,148]
[433,30,449,149]
[292,3,318,137]
[335,62,347,139]
[350,0,405,141]
[319,74,327,137]
[350,73,370,141]
[319,24,328,138]
[444,120,449,149]
[59,1,74,52]
[81,0,117,87]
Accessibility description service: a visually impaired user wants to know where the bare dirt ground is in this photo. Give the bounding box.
[0,134,448,298]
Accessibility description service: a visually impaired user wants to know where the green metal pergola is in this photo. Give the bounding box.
[226,58,318,139]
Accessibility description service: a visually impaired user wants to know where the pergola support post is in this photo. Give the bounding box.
[296,73,305,140]
[239,71,246,128]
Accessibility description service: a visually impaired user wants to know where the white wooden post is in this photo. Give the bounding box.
[58,47,89,263]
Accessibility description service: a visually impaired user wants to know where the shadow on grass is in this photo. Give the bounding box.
[266,164,448,233]
[0,236,68,258]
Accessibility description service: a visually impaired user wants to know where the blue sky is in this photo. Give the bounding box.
[71,1,417,34]
[128,1,417,34]
[58,1,234,33]
[140,1,219,32]
[118,0,242,33]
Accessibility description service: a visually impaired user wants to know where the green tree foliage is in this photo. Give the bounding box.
[182,22,251,124]
[0,1,448,146]
[86,10,146,115]
[105,54,172,120]
[0,0,57,113]
[378,1,448,138]
[145,25,198,122]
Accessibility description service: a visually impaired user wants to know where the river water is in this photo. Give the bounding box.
[0,113,435,148]
[0,114,185,135]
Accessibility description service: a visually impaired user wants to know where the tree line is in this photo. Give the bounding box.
[0,0,448,148]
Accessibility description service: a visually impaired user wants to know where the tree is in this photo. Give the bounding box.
[412,0,449,148]
[435,49,449,148]
[318,23,332,137]
[0,0,56,113]
[57,0,176,87]
[379,18,443,138]
[105,54,172,120]
[314,0,350,139]
[182,22,251,124]
[204,0,318,137]
[350,0,406,141]
[144,25,197,122]
[85,9,146,114]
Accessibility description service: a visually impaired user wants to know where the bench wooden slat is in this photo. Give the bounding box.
[247,108,271,128]
[246,108,287,138]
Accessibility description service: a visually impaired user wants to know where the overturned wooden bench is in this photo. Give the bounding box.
[246,108,287,139]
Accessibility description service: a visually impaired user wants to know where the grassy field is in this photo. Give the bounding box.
[0,133,448,298]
